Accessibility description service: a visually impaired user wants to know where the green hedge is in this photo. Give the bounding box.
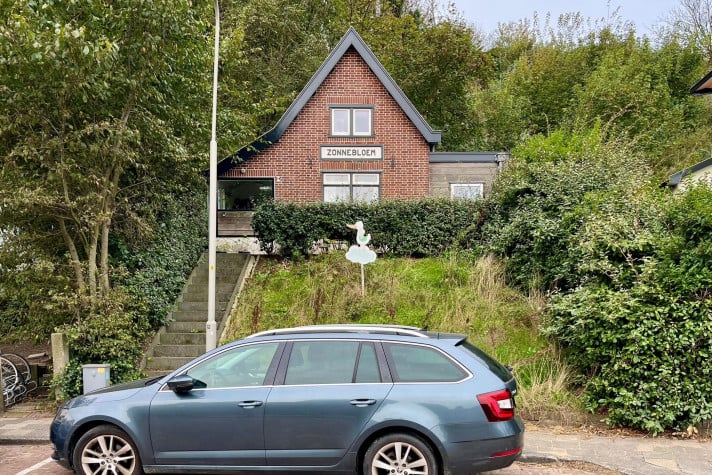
[251,199,483,258]
[545,185,712,433]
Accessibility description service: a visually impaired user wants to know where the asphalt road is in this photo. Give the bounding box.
[0,444,617,475]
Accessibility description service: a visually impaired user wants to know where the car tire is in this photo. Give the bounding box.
[363,433,438,475]
[72,424,143,475]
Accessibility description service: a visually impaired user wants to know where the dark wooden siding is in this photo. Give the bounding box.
[217,211,255,237]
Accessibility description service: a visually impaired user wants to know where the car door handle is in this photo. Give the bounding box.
[350,398,377,407]
[237,400,263,408]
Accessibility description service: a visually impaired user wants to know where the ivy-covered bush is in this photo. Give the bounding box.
[545,184,712,433]
[251,198,483,258]
[113,194,207,327]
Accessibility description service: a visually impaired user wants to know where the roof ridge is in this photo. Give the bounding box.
[216,28,441,174]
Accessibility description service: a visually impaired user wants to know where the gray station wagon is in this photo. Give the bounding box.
[50,324,524,474]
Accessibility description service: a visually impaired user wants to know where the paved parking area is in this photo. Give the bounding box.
[0,444,617,475]
[0,444,69,475]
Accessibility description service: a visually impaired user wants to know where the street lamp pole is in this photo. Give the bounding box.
[206,0,220,352]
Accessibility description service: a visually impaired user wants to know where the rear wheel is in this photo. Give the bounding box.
[363,433,438,475]
[72,425,143,475]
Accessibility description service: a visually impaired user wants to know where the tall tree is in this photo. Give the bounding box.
[666,0,712,64]
[0,0,211,305]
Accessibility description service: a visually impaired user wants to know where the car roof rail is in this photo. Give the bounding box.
[247,324,430,339]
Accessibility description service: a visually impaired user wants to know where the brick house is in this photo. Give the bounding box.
[216,28,505,237]
[664,72,712,191]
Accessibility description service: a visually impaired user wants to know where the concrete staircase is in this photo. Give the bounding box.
[142,252,253,378]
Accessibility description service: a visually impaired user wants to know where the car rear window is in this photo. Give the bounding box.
[384,343,467,383]
[458,340,512,382]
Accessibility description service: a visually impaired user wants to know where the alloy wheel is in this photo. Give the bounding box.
[370,441,429,475]
[80,433,137,475]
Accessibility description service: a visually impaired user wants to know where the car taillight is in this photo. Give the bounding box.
[477,389,515,422]
[491,447,522,458]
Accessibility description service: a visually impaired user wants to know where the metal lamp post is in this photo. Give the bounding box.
[206,0,220,352]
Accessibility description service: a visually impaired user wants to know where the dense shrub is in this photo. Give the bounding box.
[476,130,649,291]
[252,198,483,258]
[545,185,712,433]
[53,289,151,400]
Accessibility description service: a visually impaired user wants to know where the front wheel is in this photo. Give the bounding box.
[363,433,438,475]
[72,425,143,475]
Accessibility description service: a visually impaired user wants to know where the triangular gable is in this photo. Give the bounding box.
[691,70,712,95]
[667,156,712,187]
[217,27,441,174]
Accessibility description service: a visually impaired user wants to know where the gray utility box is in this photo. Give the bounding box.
[82,364,111,394]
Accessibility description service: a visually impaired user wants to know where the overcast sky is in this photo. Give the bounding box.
[449,0,675,36]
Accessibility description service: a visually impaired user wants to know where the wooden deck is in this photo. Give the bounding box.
[217,211,255,237]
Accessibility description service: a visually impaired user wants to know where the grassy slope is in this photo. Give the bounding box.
[224,253,580,421]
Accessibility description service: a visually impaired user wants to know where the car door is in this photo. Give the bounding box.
[264,339,392,466]
[149,342,282,466]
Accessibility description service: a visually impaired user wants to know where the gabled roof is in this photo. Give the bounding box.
[667,157,712,187]
[690,70,712,95]
[217,27,442,174]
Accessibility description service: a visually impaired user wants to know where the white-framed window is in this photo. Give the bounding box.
[331,107,372,136]
[450,183,484,200]
[323,173,380,203]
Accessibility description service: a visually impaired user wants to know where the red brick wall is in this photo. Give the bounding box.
[220,48,431,202]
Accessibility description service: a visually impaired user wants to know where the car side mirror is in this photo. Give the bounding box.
[167,374,195,393]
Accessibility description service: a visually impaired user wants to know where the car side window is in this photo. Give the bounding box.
[384,343,467,383]
[355,342,380,383]
[284,341,380,385]
[186,342,279,389]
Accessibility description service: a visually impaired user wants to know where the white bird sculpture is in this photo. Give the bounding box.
[347,221,371,246]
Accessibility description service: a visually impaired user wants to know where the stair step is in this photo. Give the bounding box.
[160,332,206,345]
[171,311,227,322]
[181,291,234,303]
[196,255,247,269]
[185,281,236,292]
[145,356,198,371]
[193,265,246,277]
[165,321,206,333]
[216,253,249,263]
[171,311,206,322]
[177,301,228,312]
[153,344,205,358]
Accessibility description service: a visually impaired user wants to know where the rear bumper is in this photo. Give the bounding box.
[442,417,524,475]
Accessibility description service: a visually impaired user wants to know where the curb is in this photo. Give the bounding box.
[519,453,562,464]
[0,437,49,446]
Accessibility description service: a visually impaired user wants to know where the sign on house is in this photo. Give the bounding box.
[320,146,383,160]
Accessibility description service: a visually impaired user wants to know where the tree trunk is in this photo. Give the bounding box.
[87,224,100,303]
[58,218,85,294]
[99,216,111,294]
